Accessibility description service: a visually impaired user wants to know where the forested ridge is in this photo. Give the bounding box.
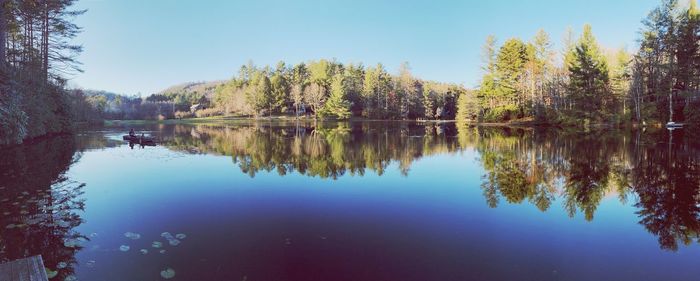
[2,0,699,145]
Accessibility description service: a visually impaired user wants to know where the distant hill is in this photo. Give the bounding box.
[156,81,225,100]
[81,89,128,101]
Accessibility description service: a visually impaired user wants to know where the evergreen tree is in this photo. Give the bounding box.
[320,74,351,119]
[496,38,529,111]
[270,72,289,113]
[246,73,272,117]
[567,24,609,121]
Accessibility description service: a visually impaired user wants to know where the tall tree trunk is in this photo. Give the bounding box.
[42,0,49,81]
[0,0,6,71]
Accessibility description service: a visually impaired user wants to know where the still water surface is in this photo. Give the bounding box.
[1,122,699,280]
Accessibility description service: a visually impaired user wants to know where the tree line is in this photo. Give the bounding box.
[3,0,699,145]
[180,0,699,126]
[475,0,700,126]
[212,60,466,120]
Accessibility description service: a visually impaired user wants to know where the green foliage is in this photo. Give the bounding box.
[246,73,272,117]
[270,72,289,113]
[484,104,519,122]
[496,38,528,100]
[456,91,478,121]
[319,74,351,119]
[566,25,610,122]
[422,87,435,119]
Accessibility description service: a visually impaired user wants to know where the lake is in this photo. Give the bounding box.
[1,121,699,281]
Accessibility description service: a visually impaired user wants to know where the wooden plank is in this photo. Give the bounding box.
[12,258,30,281]
[0,256,48,281]
[26,256,48,281]
[0,259,14,281]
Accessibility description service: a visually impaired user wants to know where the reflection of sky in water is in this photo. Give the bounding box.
[62,133,700,281]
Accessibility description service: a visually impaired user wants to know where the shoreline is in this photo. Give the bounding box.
[103,116,557,127]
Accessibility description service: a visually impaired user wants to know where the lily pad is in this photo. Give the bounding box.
[124,232,141,240]
[119,245,130,252]
[160,268,176,279]
[45,268,58,279]
[63,237,86,248]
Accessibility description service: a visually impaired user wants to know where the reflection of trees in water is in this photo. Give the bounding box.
[0,135,86,280]
[164,122,460,179]
[629,129,700,251]
[157,122,700,251]
[470,126,700,251]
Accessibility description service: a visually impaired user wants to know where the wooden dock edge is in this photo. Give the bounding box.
[0,255,49,281]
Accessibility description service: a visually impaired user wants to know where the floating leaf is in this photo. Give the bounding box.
[152,241,163,248]
[140,249,149,255]
[160,268,176,279]
[119,245,130,252]
[45,268,58,279]
[124,232,141,240]
[57,221,71,228]
[63,237,86,248]
[161,232,174,239]
[175,233,187,239]
[167,239,181,246]
[159,249,166,254]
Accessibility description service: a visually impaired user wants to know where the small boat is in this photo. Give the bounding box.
[122,134,156,144]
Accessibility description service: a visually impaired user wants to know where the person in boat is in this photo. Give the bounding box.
[129,129,136,137]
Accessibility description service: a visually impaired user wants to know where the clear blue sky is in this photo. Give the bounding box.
[71,0,659,95]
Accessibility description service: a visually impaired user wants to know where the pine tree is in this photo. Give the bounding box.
[496,38,529,109]
[567,24,609,121]
[270,72,288,113]
[246,73,272,117]
[320,74,351,119]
